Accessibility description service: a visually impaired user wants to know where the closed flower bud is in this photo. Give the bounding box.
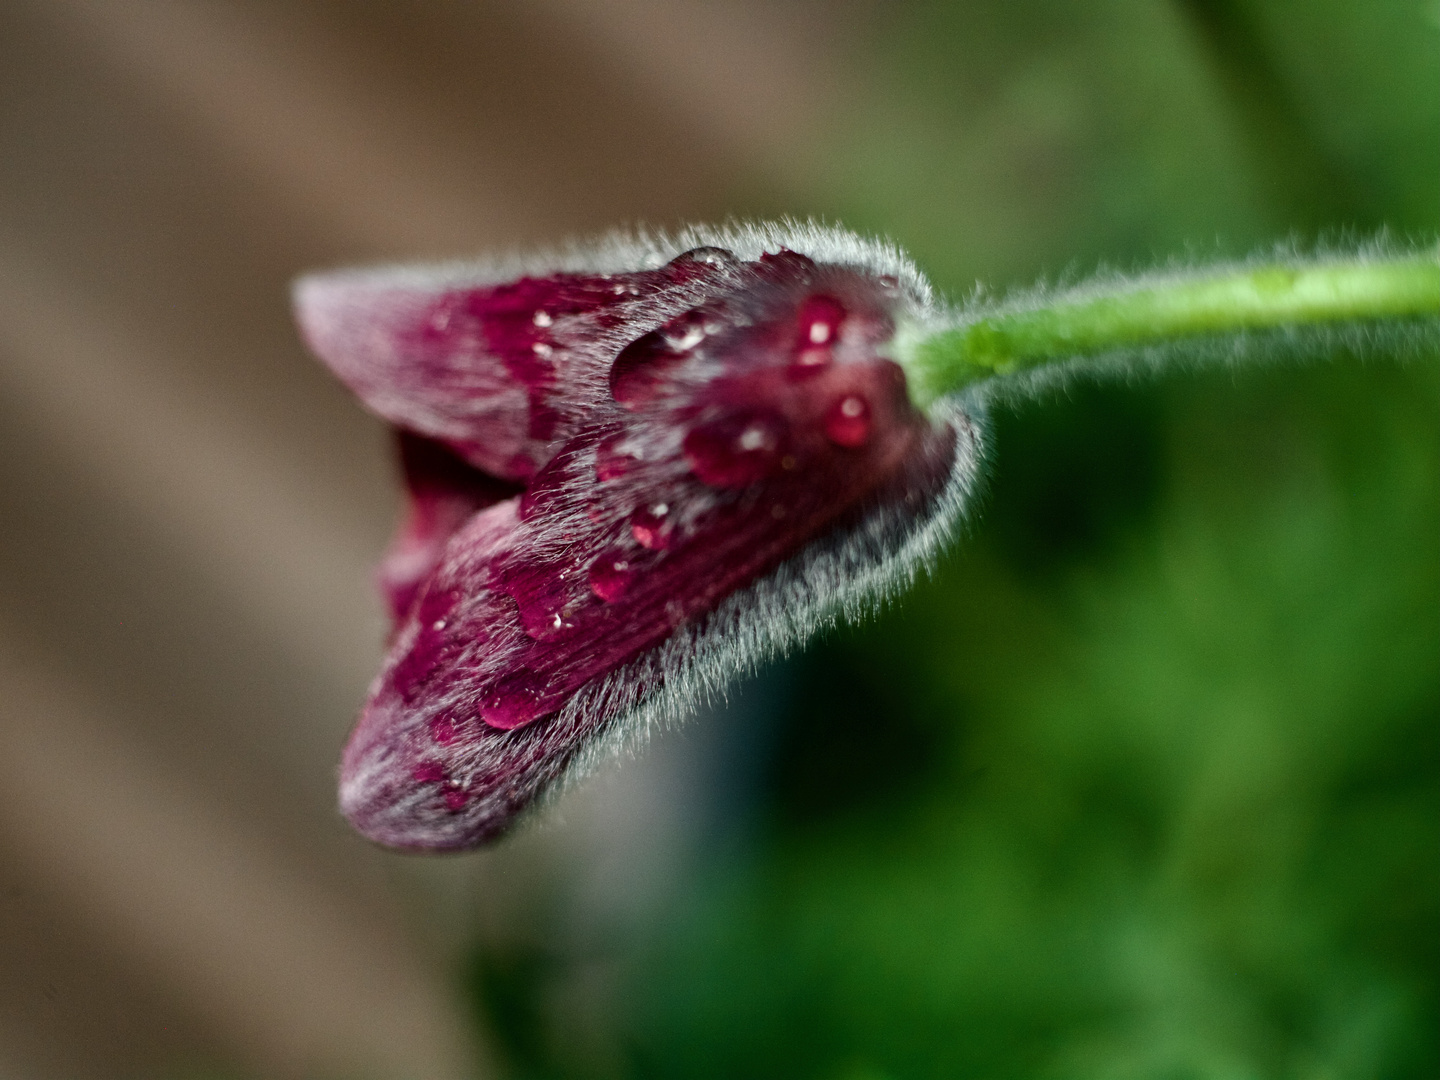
[295,222,981,849]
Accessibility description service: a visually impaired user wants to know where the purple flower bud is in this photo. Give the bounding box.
[295,223,981,849]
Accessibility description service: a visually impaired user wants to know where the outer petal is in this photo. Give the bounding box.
[339,254,981,849]
[294,253,743,480]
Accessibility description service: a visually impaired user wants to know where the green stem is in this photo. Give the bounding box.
[902,252,1440,406]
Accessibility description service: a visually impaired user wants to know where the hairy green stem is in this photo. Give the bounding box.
[903,252,1440,406]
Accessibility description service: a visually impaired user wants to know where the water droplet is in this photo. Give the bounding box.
[502,560,586,640]
[432,619,446,631]
[480,675,547,730]
[532,310,553,326]
[611,307,720,407]
[611,333,677,407]
[664,321,706,352]
[595,435,642,481]
[589,551,635,601]
[520,591,580,638]
[531,341,553,357]
[429,714,459,745]
[787,296,845,376]
[631,503,674,549]
[683,411,788,488]
[759,249,816,276]
[613,308,720,408]
[670,246,736,266]
[799,295,845,346]
[824,394,872,447]
[444,789,469,812]
[791,347,831,373]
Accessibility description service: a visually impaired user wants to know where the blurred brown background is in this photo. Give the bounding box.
[1,2,1434,1078]
[0,2,871,1075]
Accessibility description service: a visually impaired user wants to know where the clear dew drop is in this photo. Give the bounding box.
[515,592,580,639]
[788,295,846,375]
[610,333,667,406]
[502,561,587,641]
[532,310,553,327]
[670,246,736,267]
[664,322,706,351]
[792,347,830,371]
[611,306,724,407]
[589,551,635,602]
[824,393,872,448]
[797,295,845,348]
[409,760,473,813]
[631,503,673,549]
[596,435,642,481]
[683,412,787,488]
[738,426,769,451]
[479,676,547,730]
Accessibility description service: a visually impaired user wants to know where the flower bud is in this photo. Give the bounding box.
[295,223,980,849]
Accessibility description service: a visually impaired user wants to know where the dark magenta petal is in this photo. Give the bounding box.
[310,225,980,850]
[378,432,520,627]
[294,256,738,480]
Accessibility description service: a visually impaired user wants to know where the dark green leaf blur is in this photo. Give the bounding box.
[469,2,1439,1077]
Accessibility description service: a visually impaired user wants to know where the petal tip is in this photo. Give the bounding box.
[291,270,397,379]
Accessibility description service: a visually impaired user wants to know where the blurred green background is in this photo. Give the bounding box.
[466,3,1438,1078]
